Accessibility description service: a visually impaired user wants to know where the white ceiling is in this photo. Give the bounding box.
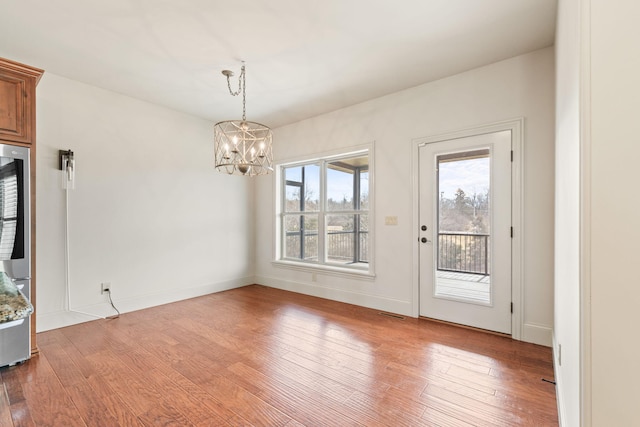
[0,0,557,128]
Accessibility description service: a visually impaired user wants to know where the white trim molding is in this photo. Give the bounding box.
[36,276,253,332]
[553,332,567,427]
[579,0,592,424]
[272,142,376,276]
[256,274,412,316]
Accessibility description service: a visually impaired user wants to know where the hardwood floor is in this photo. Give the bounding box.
[0,285,558,426]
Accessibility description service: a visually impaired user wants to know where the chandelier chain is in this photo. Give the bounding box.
[225,65,247,122]
[242,67,246,122]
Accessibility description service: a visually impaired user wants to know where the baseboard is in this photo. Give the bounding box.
[37,310,103,332]
[522,322,553,346]
[254,274,413,316]
[36,276,254,332]
[553,333,566,427]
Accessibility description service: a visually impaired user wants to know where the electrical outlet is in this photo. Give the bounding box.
[101,282,111,294]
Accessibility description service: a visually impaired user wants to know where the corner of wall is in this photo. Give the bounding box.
[37,276,254,332]
[255,274,413,317]
[523,323,553,347]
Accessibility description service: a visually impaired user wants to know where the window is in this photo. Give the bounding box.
[276,148,372,274]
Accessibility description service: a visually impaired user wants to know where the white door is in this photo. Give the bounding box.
[419,130,512,334]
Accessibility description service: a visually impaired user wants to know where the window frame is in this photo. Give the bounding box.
[273,144,375,278]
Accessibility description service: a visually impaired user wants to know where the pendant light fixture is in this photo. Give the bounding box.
[213,63,273,176]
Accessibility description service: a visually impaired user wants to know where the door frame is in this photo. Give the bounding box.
[411,118,524,340]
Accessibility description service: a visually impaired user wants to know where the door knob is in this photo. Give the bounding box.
[421,225,427,231]
[421,237,430,243]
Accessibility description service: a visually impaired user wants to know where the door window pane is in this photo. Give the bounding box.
[436,149,491,304]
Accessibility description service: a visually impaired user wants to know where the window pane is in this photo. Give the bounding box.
[326,214,355,264]
[359,214,369,263]
[360,170,369,210]
[326,164,354,211]
[285,184,301,212]
[285,166,302,182]
[283,214,318,261]
[304,164,320,211]
[438,151,490,235]
[326,155,368,212]
[325,213,369,266]
[284,164,319,212]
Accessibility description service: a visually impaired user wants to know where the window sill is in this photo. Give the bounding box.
[271,260,376,281]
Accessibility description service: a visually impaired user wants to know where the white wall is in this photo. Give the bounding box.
[36,73,254,331]
[554,0,582,424]
[590,0,640,424]
[556,1,640,425]
[254,48,556,346]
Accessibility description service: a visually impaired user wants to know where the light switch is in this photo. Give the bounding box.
[385,216,398,225]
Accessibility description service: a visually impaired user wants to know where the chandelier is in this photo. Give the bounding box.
[213,63,273,176]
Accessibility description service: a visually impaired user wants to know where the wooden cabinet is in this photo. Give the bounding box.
[0,57,43,355]
[0,58,43,145]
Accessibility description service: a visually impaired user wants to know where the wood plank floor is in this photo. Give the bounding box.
[0,285,558,426]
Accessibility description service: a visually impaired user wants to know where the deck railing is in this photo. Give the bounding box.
[438,232,489,275]
[285,230,369,263]
[286,231,485,273]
